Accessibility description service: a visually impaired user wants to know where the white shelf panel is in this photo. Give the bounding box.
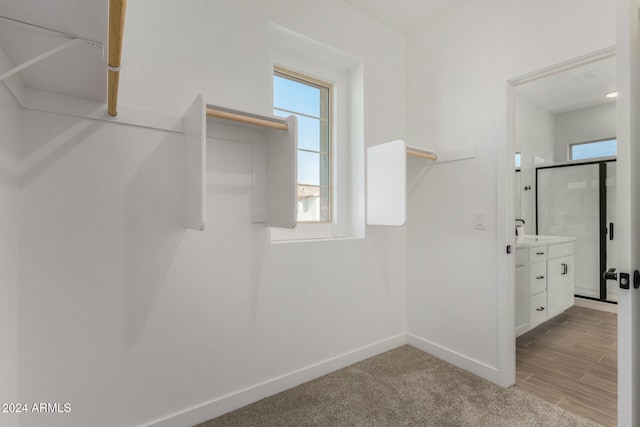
[182,97,298,230]
[366,139,477,226]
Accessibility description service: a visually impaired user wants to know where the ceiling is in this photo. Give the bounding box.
[516,56,617,114]
[342,0,468,34]
[0,0,107,102]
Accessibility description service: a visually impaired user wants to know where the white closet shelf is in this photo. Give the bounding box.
[183,95,298,231]
[366,139,476,226]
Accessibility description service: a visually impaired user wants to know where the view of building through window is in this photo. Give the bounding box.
[273,69,331,222]
[570,139,617,161]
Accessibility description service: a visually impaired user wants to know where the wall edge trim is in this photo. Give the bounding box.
[406,333,499,384]
[144,334,408,427]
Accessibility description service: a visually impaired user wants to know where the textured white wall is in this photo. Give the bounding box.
[0,48,22,427]
[554,102,617,162]
[18,1,408,426]
[406,0,615,383]
[516,94,555,231]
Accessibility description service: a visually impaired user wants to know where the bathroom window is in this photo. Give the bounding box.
[515,153,521,170]
[273,68,331,223]
[570,139,617,161]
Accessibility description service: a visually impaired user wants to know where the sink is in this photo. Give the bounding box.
[516,235,576,248]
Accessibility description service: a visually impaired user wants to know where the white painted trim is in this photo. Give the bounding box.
[509,46,616,86]
[616,1,640,425]
[500,45,618,391]
[574,298,618,313]
[144,334,408,427]
[496,79,517,388]
[406,334,499,384]
[22,89,184,133]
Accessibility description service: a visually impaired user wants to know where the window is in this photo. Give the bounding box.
[570,139,617,161]
[515,152,521,170]
[273,68,331,223]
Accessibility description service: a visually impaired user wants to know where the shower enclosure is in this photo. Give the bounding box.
[536,160,617,303]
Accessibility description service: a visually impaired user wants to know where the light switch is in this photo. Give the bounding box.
[474,211,486,230]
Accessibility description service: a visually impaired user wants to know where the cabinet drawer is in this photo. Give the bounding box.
[529,292,547,327]
[529,246,548,263]
[548,242,574,259]
[529,262,547,295]
[515,248,529,266]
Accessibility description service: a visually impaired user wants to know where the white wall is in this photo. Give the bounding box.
[18,1,408,426]
[515,94,555,230]
[406,0,615,383]
[0,48,22,427]
[554,101,617,162]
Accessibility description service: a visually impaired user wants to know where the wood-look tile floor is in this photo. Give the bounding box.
[515,305,617,427]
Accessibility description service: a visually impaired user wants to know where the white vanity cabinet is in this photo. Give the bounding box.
[515,236,575,337]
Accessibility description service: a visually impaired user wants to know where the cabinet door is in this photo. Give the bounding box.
[547,258,563,318]
[560,255,574,310]
[515,265,529,336]
[548,255,574,317]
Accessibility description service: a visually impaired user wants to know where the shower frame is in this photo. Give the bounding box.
[535,158,617,303]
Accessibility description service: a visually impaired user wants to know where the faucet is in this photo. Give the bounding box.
[515,219,525,238]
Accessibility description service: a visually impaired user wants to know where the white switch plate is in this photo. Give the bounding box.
[474,211,486,230]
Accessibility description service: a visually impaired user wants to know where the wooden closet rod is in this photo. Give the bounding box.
[406,148,438,161]
[107,0,127,116]
[206,107,289,131]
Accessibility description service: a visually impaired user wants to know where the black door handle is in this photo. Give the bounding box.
[603,268,617,281]
[609,222,614,241]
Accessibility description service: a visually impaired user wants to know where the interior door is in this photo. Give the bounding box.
[616,0,640,425]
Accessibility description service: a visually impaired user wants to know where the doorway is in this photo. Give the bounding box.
[507,48,619,426]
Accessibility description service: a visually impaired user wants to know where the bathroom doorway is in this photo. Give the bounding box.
[508,48,619,425]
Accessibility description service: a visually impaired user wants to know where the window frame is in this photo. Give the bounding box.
[568,137,617,161]
[273,66,333,225]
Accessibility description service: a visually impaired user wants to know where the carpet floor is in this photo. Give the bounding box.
[196,345,601,426]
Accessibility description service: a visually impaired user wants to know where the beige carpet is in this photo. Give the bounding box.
[196,345,601,427]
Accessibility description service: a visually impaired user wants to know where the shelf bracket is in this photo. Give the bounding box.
[1,39,79,83]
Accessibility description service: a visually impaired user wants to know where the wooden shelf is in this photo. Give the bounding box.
[182,95,298,231]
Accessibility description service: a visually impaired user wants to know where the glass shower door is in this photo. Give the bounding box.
[537,163,601,299]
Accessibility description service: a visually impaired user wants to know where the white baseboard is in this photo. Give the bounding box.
[406,333,499,384]
[145,334,407,427]
[574,297,618,313]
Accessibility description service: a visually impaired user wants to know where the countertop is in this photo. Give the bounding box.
[515,235,576,249]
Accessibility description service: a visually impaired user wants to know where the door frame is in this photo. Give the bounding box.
[498,46,616,388]
[615,0,640,424]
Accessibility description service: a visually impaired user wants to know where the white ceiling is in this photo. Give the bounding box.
[343,0,468,34]
[0,0,107,102]
[516,56,617,114]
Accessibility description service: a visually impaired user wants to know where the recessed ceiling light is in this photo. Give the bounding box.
[605,91,618,98]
